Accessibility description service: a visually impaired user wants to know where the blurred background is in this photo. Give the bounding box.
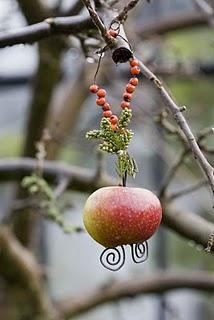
[0,0,213,320]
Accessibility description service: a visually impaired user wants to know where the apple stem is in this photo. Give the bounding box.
[122,171,127,187]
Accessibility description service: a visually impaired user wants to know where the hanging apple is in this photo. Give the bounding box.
[84,56,163,270]
[83,186,162,248]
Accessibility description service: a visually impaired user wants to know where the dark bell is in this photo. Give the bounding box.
[112,47,133,64]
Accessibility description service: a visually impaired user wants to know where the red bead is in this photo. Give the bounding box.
[102,102,111,111]
[89,84,99,93]
[103,110,112,118]
[96,98,106,106]
[107,29,118,38]
[110,115,118,125]
[130,58,139,67]
[121,101,130,109]
[123,92,132,101]
[126,84,135,93]
[97,89,106,98]
[129,77,139,86]
[131,66,140,75]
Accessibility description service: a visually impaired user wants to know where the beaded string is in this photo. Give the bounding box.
[86,25,141,186]
[89,56,140,128]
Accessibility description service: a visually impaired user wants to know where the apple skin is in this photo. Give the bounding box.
[83,186,162,248]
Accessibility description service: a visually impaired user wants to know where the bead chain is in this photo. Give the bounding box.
[89,57,140,130]
[89,25,140,130]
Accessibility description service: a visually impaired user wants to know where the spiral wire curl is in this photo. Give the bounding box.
[130,241,148,263]
[100,246,125,271]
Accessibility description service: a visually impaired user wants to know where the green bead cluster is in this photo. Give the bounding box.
[118,108,132,128]
[86,108,138,179]
[86,109,133,154]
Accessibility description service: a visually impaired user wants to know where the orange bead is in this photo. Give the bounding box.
[89,84,99,93]
[121,101,130,109]
[126,84,135,93]
[97,88,106,98]
[103,110,112,118]
[110,115,118,125]
[130,58,139,67]
[107,29,118,38]
[102,102,111,111]
[123,92,132,101]
[131,66,140,75]
[129,77,139,86]
[96,98,106,106]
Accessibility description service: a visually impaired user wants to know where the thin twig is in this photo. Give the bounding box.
[168,179,208,201]
[138,60,214,199]
[53,177,70,198]
[81,0,115,47]
[137,11,208,38]
[201,146,214,154]
[59,0,84,16]
[159,149,189,199]
[197,126,214,141]
[193,0,214,26]
[116,0,140,23]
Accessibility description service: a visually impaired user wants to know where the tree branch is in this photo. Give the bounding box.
[168,179,208,201]
[159,149,189,199]
[0,10,210,49]
[0,157,115,192]
[59,271,214,318]
[46,64,92,160]
[193,0,214,26]
[17,0,52,23]
[0,226,58,319]
[137,11,209,38]
[163,206,214,251]
[0,16,93,48]
[138,60,214,198]
[81,0,115,48]
[0,157,213,252]
[116,0,140,22]
[59,0,84,16]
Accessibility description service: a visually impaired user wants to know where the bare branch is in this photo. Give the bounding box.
[17,0,52,23]
[0,226,58,319]
[53,177,70,199]
[59,0,84,16]
[163,206,214,251]
[193,0,214,26]
[159,149,189,199]
[0,16,92,48]
[81,0,113,46]
[0,157,213,252]
[168,179,208,201]
[0,157,115,192]
[116,0,140,22]
[59,271,214,318]
[198,126,214,141]
[0,10,210,48]
[137,11,208,38]
[138,60,214,198]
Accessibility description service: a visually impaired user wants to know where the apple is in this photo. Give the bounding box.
[83,186,162,248]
